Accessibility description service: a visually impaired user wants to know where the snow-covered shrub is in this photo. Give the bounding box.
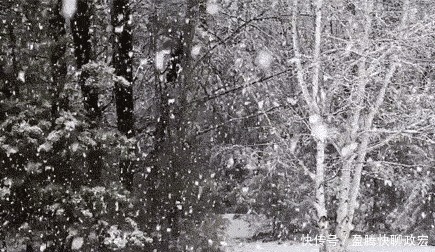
[177,213,227,252]
[210,143,316,240]
[0,97,141,250]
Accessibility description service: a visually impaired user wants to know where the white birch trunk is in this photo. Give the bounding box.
[345,0,406,237]
[335,1,373,248]
[291,0,318,114]
[292,0,335,251]
[291,0,406,250]
[315,139,330,252]
[347,62,398,226]
[291,0,329,249]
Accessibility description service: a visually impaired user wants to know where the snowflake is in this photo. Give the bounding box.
[191,45,201,57]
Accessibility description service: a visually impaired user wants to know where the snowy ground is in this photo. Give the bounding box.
[221,214,435,251]
[221,214,270,239]
[224,242,435,252]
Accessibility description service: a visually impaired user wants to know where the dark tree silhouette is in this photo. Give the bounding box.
[48,1,67,119]
[112,0,135,190]
[71,0,103,182]
[72,0,100,121]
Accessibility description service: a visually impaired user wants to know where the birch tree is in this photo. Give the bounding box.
[291,0,434,251]
[291,0,331,248]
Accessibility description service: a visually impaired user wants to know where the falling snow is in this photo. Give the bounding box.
[71,237,84,250]
[1,1,434,252]
[191,44,201,57]
[309,114,328,142]
[18,71,25,82]
[206,1,220,15]
[114,25,124,33]
[255,50,273,69]
[341,142,358,157]
[155,50,170,71]
[61,0,77,19]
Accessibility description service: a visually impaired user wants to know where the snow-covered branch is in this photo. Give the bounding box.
[291,0,318,114]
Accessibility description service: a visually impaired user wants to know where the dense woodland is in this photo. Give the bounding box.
[0,0,434,251]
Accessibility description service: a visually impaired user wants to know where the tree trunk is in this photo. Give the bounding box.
[6,25,19,97]
[142,2,200,249]
[49,0,67,120]
[71,0,103,183]
[0,0,20,98]
[112,0,135,190]
[315,140,331,252]
[72,0,100,121]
